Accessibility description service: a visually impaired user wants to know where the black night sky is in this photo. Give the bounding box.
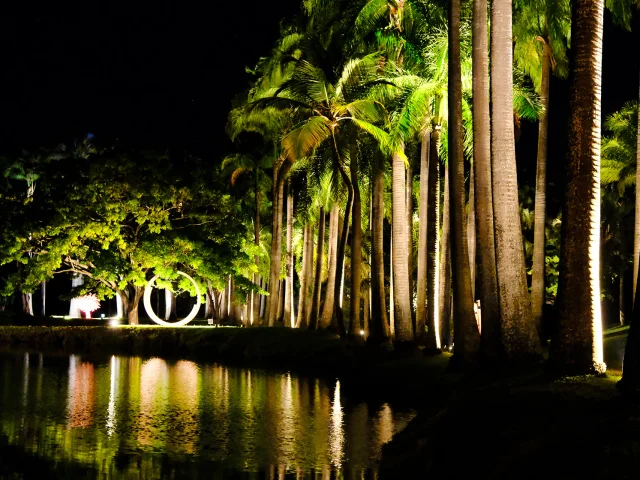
[0,5,637,179]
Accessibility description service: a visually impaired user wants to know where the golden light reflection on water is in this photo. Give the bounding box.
[0,351,415,478]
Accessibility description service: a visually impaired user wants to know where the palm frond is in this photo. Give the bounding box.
[282,116,333,162]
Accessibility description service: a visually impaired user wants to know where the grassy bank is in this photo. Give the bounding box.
[0,325,450,404]
[378,370,640,479]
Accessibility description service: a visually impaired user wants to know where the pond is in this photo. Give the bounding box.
[0,351,415,479]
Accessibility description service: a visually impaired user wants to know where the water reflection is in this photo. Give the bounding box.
[0,351,415,479]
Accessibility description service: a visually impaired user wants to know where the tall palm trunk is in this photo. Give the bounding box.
[416,131,430,343]
[333,144,353,337]
[491,0,541,359]
[551,0,605,374]
[284,185,294,327]
[392,150,413,343]
[276,279,284,324]
[370,165,390,342]
[266,158,292,326]
[252,175,261,326]
[620,267,626,326]
[467,163,476,299]
[390,235,395,337]
[363,285,370,338]
[427,127,442,349]
[473,0,500,358]
[439,165,452,347]
[349,157,363,338]
[296,223,313,328]
[449,0,480,363]
[634,74,640,304]
[321,204,340,329]
[531,41,552,336]
[406,162,415,324]
[308,208,326,330]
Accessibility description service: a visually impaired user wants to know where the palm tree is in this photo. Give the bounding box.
[514,0,571,334]
[284,183,295,327]
[308,207,326,330]
[472,0,500,358]
[491,0,542,360]
[320,202,340,329]
[449,0,479,363]
[550,0,606,374]
[369,155,390,343]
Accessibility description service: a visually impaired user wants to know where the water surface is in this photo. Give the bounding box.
[0,351,414,479]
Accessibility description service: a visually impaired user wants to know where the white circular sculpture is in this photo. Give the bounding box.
[143,271,201,327]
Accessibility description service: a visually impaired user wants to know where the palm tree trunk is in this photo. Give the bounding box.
[296,224,310,328]
[620,267,626,326]
[552,0,606,374]
[473,0,500,359]
[392,150,413,343]
[467,162,476,299]
[406,162,415,327]
[390,235,395,337]
[267,158,292,326]
[308,208,326,330]
[634,73,640,304]
[370,164,390,343]
[349,157,363,338]
[449,0,480,363]
[333,148,353,338]
[427,127,442,350]
[439,161,452,348]
[364,284,370,339]
[252,174,261,326]
[531,41,551,337]
[284,184,294,327]
[320,204,339,329]
[416,131,430,343]
[491,0,541,360]
[276,279,284,324]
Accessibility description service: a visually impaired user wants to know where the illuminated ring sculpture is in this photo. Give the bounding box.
[143,271,201,327]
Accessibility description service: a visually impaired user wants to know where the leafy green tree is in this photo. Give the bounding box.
[0,149,253,325]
